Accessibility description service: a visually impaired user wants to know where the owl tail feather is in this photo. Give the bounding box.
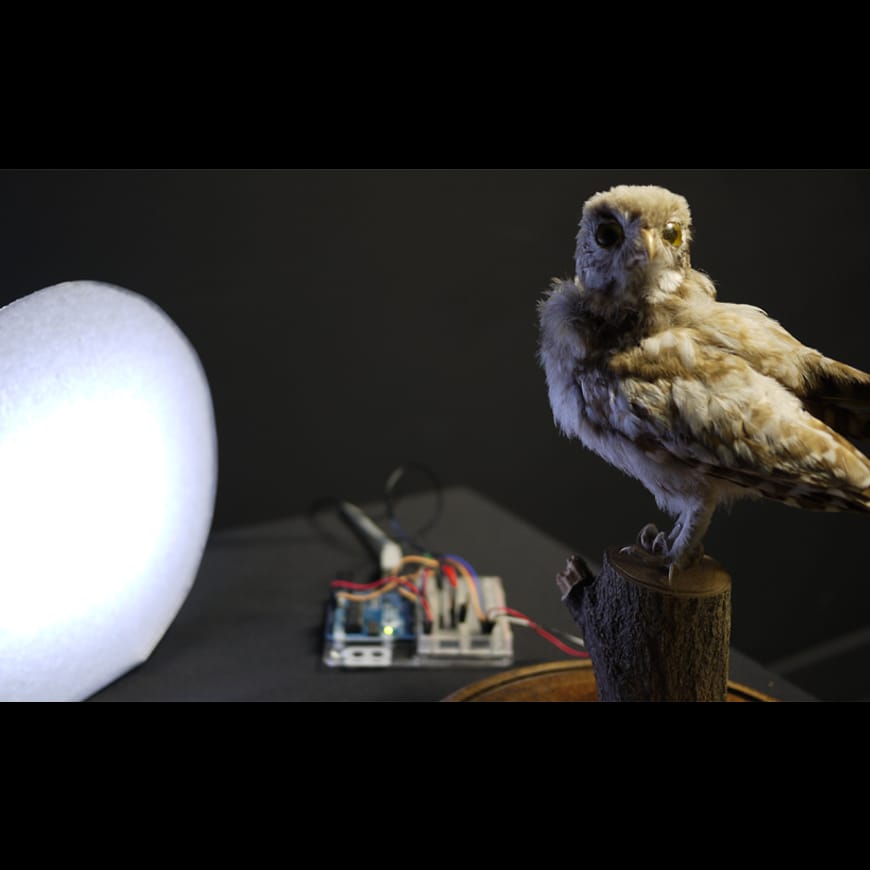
[783,483,870,514]
[704,462,870,515]
[804,359,870,440]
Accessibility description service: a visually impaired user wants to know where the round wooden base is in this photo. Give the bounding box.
[443,659,777,702]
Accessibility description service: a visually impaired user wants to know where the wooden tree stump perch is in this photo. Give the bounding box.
[558,546,732,701]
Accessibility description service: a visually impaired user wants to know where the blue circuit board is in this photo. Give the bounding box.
[323,587,417,668]
[326,589,416,642]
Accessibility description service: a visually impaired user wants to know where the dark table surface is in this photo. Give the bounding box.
[88,486,816,702]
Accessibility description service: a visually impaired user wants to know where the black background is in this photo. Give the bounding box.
[2,168,869,696]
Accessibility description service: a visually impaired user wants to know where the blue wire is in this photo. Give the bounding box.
[443,553,486,615]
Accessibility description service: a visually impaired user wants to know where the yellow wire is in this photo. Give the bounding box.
[336,578,400,603]
[398,587,419,606]
[400,555,487,623]
[396,555,440,572]
[336,573,435,625]
[446,557,487,622]
[335,559,485,626]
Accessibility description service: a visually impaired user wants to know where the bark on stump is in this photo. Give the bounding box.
[558,545,732,702]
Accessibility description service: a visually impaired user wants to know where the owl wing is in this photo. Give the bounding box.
[690,300,870,441]
[798,362,870,440]
[606,326,870,512]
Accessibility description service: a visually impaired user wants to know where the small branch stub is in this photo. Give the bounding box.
[558,546,732,702]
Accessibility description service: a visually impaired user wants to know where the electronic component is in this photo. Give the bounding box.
[416,575,512,666]
[321,498,513,669]
[323,588,417,668]
[317,474,585,670]
[322,574,513,669]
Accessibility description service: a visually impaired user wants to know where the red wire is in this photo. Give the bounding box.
[440,563,459,587]
[396,577,433,622]
[331,575,434,622]
[489,606,589,658]
[330,577,393,590]
[529,625,589,658]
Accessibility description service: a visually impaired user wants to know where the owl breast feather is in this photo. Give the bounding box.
[538,279,704,504]
[539,280,648,441]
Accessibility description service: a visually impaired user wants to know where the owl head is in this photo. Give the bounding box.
[575,185,693,310]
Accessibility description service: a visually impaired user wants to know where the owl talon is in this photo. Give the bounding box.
[636,523,660,552]
[652,531,669,555]
[637,523,670,556]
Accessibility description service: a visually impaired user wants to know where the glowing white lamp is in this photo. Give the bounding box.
[0,281,218,701]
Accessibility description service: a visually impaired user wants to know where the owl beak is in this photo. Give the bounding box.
[641,228,657,261]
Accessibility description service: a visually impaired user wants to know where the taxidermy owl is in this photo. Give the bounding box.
[538,184,870,579]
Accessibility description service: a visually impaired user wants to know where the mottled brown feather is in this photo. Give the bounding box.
[607,335,870,512]
[800,360,870,440]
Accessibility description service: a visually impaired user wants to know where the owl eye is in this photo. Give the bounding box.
[594,220,624,248]
[662,221,682,246]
